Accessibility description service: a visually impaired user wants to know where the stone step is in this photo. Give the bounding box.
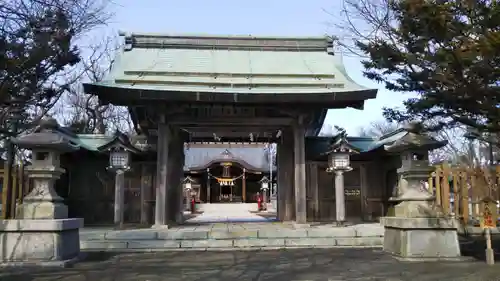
[80,224,384,251]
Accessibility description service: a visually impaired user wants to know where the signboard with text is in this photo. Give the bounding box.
[480,198,498,229]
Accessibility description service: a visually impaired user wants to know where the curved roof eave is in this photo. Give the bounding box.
[186,158,275,173]
[83,83,378,105]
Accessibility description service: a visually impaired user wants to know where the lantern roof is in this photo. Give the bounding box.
[96,131,143,154]
[182,176,198,184]
[320,129,361,156]
[306,122,450,160]
[382,122,448,153]
[259,176,270,183]
[12,118,80,152]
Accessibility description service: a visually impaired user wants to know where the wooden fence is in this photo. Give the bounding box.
[0,166,28,217]
[429,163,500,225]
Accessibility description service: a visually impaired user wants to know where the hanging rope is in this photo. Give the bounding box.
[207,171,244,186]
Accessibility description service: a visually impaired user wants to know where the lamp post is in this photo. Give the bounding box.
[259,176,270,211]
[108,147,131,228]
[326,149,352,226]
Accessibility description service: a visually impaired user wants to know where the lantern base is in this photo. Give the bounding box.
[393,200,443,218]
[0,218,83,267]
[380,217,463,261]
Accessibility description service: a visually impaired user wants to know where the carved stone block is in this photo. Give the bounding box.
[17,201,68,219]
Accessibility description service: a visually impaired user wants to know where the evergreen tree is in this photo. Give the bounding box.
[0,0,111,136]
[357,0,500,134]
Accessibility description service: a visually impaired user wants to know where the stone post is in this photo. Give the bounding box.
[0,118,83,266]
[380,122,462,261]
[114,170,125,227]
[335,170,346,223]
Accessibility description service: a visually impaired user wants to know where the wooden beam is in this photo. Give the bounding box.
[167,117,294,126]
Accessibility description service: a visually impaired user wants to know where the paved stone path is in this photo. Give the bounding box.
[2,249,500,281]
[187,203,275,223]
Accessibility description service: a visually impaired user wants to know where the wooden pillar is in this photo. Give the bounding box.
[11,166,18,211]
[308,163,319,221]
[277,129,295,221]
[360,164,369,220]
[293,119,307,224]
[242,168,246,202]
[18,164,24,203]
[166,128,184,224]
[175,140,185,223]
[154,121,170,227]
[141,164,153,224]
[277,143,284,220]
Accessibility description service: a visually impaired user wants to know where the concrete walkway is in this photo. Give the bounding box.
[187,203,276,223]
[3,249,499,281]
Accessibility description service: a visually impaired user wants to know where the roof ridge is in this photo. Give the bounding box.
[119,31,330,41]
[121,32,332,52]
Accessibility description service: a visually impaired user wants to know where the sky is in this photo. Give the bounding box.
[89,0,410,135]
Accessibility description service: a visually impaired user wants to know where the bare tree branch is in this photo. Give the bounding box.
[357,120,399,137]
[330,0,393,57]
[55,35,133,134]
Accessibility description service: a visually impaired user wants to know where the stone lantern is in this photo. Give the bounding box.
[182,176,196,211]
[380,122,463,260]
[14,118,79,219]
[259,176,270,210]
[322,130,357,225]
[0,117,83,266]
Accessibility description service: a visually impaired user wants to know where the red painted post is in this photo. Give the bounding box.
[191,198,196,214]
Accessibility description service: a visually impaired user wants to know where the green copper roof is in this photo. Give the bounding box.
[305,128,426,159]
[76,134,115,151]
[306,136,379,157]
[87,33,376,96]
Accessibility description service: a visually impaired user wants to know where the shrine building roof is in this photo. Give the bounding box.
[183,143,275,172]
[83,33,377,107]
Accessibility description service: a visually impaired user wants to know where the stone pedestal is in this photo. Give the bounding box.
[381,190,462,261]
[0,218,83,267]
[1,172,84,267]
[381,217,461,261]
